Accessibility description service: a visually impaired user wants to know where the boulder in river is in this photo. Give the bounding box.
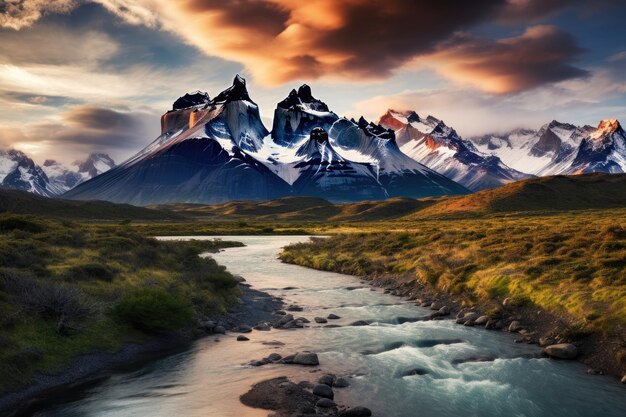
[508,321,523,332]
[437,306,450,316]
[292,352,320,366]
[327,314,341,320]
[475,316,489,325]
[319,374,336,386]
[350,320,370,326]
[341,406,372,417]
[544,343,578,359]
[316,398,336,408]
[213,325,226,335]
[334,377,350,388]
[314,317,328,324]
[286,304,303,312]
[238,325,252,333]
[313,384,334,399]
[236,335,249,341]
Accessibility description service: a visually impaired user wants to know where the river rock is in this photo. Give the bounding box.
[275,314,294,327]
[437,306,450,316]
[199,320,216,332]
[508,321,523,332]
[316,398,336,408]
[350,320,370,326]
[430,302,441,310]
[266,353,282,362]
[474,316,489,325]
[313,384,334,399]
[327,314,341,320]
[238,325,252,333]
[538,336,555,347]
[399,368,429,377]
[254,323,271,331]
[544,343,578,359]
[463,312,480,322]
[213,325,226,335]
[295,317,310,323]
[319,374,336,386]
[286,304,303,312]
[292,352,319,366]
[341,406,372,416]
[334,377,350,387]
[236,335,249,341]
[314,317,328,324]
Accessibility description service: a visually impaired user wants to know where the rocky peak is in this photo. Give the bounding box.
[591,119,623,140]
[356,117,395,141]
[212,74,252,103]
[172,91,210,111]
[277,84,329,112]
[310,127,329,143]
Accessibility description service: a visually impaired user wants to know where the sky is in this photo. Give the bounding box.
[1,0,625,164]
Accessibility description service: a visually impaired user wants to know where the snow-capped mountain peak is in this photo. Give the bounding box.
[591,119,622,140]
[271,85,338,147]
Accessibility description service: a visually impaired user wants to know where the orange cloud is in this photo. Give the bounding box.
[428,26,589,94]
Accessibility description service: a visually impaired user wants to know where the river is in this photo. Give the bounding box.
[36,236,625,417]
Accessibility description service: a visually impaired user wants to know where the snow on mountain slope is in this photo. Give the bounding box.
[287,127,387,202]
[472,121,595,175]
[271,85,339,147]
[64,75,291,205]
[378,110,530,191]
[0,149,59,196]
[42,153,116,193]
[329,117,469,198]
[564,119,626,174]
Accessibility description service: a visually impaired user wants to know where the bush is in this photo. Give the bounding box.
[65,263,115,282]
[115,288,193,332]
[0,216,44,234]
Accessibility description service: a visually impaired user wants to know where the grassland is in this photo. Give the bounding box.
[0,214,242,394]
[280,209,626,372]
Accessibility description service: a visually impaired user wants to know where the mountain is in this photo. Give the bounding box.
[378,110,530,191]
[0,149,59,196]
[472,120,596,175]
[271,84,339,147]
[411,173,626,218]
[43,153,116,193]
[329,117,469,198]
[564,119,626,174]
[287,127,387,202]
[64,75,292,205]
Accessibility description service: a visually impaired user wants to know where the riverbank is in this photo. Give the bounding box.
[279,217,626,382]
[0,283,283,416]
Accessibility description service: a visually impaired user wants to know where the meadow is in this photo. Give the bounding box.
[0,214,242,393]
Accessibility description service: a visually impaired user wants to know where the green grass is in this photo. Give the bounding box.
[280,211,626,338]
[0,214,243,393]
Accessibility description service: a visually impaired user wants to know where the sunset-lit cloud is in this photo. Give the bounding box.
[0,0,625,164]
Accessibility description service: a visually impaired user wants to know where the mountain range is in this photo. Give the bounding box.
[3,75,625,204]
[0,151,115,197]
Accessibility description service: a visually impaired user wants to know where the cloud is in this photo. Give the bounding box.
[0,23,118,65]
[0,0,76,30]
[0,104,160,163]
[0,0,593,93]
[427,26,588,94]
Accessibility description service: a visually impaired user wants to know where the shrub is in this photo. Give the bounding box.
[64,263,115,282]
[0,216,44,234]
[114,288,193,332]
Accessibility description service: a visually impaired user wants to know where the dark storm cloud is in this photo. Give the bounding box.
[431,26,589,94]
[64,106,140,130]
